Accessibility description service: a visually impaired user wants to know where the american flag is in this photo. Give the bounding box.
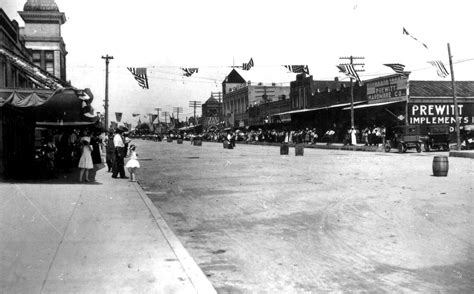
[242,58,254,71]
[427,61,449,78]
[284,65,309,74]
[182,68,199,77]
[337,64,361,83]
[384,63,408,77]
[127,67,149,89]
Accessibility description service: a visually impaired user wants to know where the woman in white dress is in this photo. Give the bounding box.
[78,139,93,182]
[125,144,140,182]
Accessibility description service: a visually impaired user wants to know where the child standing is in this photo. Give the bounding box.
[125,144,140,182]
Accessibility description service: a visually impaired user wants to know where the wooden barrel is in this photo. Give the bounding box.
[432,156,448,177]
[177,138,183,144]
[193,139,202,146]
[295,144,304,156]
[280,144,289,155]
[167,137,173,142]
[223,140,229,149]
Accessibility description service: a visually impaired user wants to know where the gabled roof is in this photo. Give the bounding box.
[204,96,220,104]
[410,81,474,97]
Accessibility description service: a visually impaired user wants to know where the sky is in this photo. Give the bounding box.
[3,0,474,125]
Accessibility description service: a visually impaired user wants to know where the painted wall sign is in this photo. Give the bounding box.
[408,103,474,125]
[366,75,408,104]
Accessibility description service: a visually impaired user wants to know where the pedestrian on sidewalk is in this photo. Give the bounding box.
[78,138,93,182]
[105,129,115,172]
[112,128,127,179]
[125,144,140,182]
[89,131,105,182]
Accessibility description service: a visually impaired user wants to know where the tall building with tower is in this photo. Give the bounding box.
[19,0,67,81]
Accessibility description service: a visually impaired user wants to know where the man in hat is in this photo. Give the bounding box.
[112,128,128,179]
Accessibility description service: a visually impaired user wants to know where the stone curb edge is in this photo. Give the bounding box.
[133,183,217,294]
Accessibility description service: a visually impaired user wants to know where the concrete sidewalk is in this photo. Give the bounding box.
[0,168,216,293]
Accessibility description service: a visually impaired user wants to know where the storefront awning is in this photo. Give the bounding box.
[0,48,98,126]
[342,100,405,110]
[272,101,365,116]
[0,88,98,126]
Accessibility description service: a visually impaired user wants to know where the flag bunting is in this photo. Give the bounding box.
[383,63,408,77]
[182,68,199,77]
[403,27,428,49]
[427,61,449,78]
[337,64,361,83]
[115,112,122,122]
[127,67,149,89]
[242,58,254,71]
[283,65,309,74]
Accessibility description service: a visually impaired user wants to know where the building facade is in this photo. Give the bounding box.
[222,69,291,127]
[19,0,67,81]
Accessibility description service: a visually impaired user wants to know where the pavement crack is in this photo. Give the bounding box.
[14,184,61,236]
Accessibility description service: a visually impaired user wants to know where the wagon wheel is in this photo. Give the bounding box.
[384,143,391,153]
[416,143,422,153]
[398,143,404,153]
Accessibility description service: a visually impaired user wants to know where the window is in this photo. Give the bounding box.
[45,51,54,75]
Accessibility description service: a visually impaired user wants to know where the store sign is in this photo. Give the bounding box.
[366,75,408,104]
[408,103,474,125]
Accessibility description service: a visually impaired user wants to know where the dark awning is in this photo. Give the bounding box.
[0,88,98,126]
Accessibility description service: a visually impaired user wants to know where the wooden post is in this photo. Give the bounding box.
[447,43,461,150]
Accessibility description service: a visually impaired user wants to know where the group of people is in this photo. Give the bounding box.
[38,127,140,182]
[104,128,140,182]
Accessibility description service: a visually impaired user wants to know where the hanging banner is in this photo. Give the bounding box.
[366,75,408,104]
[115,112,122,122]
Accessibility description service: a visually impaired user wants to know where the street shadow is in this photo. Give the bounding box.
[0,168,105,185]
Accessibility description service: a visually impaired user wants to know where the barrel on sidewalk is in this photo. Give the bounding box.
[280,144,289,155]
[432,155,448,176]
[193,138,202,146]
[177,138,183,144]
[295,144,304,156]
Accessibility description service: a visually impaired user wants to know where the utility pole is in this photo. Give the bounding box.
[102,55,113,129]
[162,111,169,125]
[189,101,202,125]
[339,56,365,128]
[155,108,162,123]
[447,43,461,150]
[173,107,183,122]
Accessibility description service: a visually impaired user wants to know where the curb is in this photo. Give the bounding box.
[133,182,217,294]
[449,150,474,159]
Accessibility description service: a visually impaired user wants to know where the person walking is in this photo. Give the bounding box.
[112,128,127,179]
[125,144,140,182]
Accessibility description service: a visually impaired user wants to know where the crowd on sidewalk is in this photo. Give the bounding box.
[36,126,139,182]
[189,125,386,146]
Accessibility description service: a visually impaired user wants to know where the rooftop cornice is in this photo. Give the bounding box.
[19,10,66,24]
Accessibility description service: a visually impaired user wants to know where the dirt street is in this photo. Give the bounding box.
[136,140,473,293]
